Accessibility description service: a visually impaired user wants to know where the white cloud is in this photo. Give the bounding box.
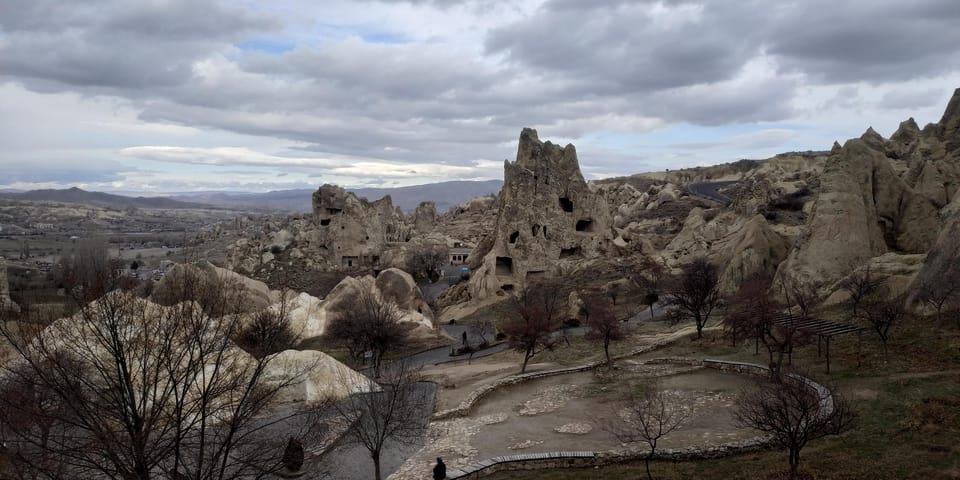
[0,0,958,192]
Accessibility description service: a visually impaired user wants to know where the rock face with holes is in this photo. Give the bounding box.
[465,129,614,299]
[776,89,960,286]
[307,184,412,269]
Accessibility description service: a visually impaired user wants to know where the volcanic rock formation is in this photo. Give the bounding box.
[777,88,960,287]
[283,268,434,339]
[309,184,412,269]
[465,128,614,299]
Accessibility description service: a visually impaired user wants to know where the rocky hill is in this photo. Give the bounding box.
[202,88,960,322]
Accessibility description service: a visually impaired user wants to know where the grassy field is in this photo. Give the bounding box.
[483,312,960,480]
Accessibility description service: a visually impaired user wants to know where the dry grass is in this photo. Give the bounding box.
[485,315,960,480]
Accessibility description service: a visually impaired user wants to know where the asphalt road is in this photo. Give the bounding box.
[687,181,737,206]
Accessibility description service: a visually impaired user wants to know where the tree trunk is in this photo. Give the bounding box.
[789,448,800,480]
[521,349,532,373]
[604,339,611,365]
[649,304,654,320]
[695,314,703,339]
[644,451,654,480]
[373,451,382,480]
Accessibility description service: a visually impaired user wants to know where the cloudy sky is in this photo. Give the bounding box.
[1,0,959,193]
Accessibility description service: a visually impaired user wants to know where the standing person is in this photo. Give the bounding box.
[433,457,446,480]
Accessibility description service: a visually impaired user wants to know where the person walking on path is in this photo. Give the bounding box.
[433,457,446,480]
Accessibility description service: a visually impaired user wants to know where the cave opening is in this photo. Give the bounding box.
[495,256,513,275]
[575,219,595,232]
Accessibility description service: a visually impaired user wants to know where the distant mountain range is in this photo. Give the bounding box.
[0,180,504,213]
[0,187,214,210]
[170,180,504,212]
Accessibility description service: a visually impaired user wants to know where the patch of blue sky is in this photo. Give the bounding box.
[360,31,409,44]
[236,38,296,54]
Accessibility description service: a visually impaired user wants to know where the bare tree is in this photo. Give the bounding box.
[599,381,690,480]
[838,264,886,316]
[859,294,907,362]
[405,243,449,282]
[235,294,298,358]
[583,297,625,365]
[56,236,121,303]
[916,272,960,325]
[780,276,820,323]
[726,274,811,379]
[736,375,854,480]
[0,269,316,480]
[634,257,667,320]
[666,257,721,339]
[499,284,562,373]
[329,361,428,480]
[326,288,408,376]
[468,318,495,346]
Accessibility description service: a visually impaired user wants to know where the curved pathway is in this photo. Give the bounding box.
[687,181,737,206]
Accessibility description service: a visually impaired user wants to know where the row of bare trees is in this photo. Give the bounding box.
[0,267,314,480]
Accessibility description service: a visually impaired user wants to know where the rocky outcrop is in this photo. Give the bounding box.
[308,184,412,269]
[664,210,789,292]
[776,106,957,286]
[151,261,275,313]
[908,190,960,304]
[413,201,438,233]
[284,269,434,339]
[465,129,615,299]
[38,292,372,407]
[266,349,377,404]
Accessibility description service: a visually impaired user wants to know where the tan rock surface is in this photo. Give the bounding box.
[152,261,274,312]
[464,129,615,300]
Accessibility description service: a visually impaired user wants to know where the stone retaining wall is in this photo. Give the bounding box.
[444,357,834,479]
[432,331,692,420]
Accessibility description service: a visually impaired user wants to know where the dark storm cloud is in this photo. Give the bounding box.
[494,0,960,85]
[485,1,757,93]
[0,0,278,89]
[766,0,960,82]
[1,0,958,189]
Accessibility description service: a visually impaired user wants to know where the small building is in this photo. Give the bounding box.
[449,247,472,265]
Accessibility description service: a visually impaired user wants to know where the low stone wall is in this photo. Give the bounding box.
[432,331,692,421]
[443,357,835,479]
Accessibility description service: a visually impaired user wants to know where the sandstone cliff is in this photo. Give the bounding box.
[776,88,960,287]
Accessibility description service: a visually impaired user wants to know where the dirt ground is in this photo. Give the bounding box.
[391,356,756,480]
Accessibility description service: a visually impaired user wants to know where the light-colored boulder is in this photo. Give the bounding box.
[151,261,273,313]
[375,268,433,324]
[266,349,378,404]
